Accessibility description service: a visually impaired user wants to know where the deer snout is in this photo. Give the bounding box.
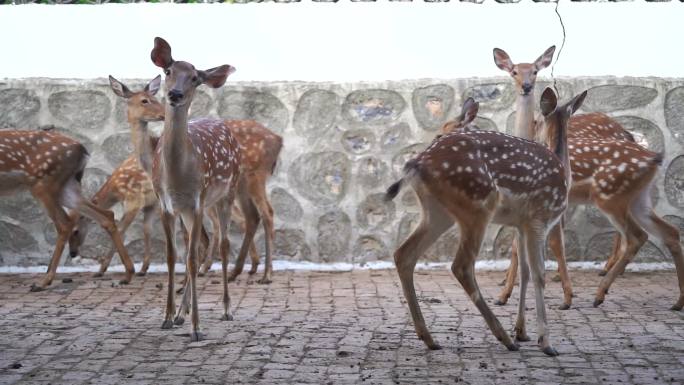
[168,89,184,103]
[522,83,533,95]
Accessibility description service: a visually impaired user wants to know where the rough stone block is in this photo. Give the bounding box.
[0,88,40,129]
[583,85,657,112]
[48,90,112,130]
[664,86,684,144]
[342,89,406,126]
[219,90,288,133]
[289,151,351,206]
[317,210,351,262]
[293,89,340,135]
[412,84,455,131]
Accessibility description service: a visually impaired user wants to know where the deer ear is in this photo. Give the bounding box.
[109,75,133,98]
[151,37,173,69]
[198,65,236,89]
[566,90,588,115]
[493,48,514,73]
[144,75,162,96]
[540,87,558,116]
[534,45,556,70]
[461,97,479,126]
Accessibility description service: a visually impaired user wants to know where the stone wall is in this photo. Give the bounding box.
[1,76,683,267]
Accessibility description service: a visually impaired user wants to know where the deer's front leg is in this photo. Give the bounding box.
[160,210,177,329]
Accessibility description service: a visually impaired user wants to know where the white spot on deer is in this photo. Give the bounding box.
[617,163,627,173]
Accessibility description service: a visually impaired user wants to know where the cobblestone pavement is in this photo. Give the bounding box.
[0,268,683,385]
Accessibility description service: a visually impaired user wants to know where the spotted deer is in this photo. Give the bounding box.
[0,129,135,291]
[386,89,586,356]
[145,37,248,341]
[69,76,164,277]
[493,47,683,310]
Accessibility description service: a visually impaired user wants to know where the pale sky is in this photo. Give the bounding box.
[0,1,683,81]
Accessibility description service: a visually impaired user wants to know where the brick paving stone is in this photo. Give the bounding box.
[0,269,683,384]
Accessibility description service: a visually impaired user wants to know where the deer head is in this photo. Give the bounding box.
[150,37,235,109]
[440,98,479,134]
[493,46,555,96]
[109,75,165,123]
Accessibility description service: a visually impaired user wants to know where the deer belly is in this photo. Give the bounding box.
[203,181,233,208]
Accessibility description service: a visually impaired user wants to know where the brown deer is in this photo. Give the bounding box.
[146,37,247,341]
[69,76,164,277]
[386,89,586,356]
[0,129,135,291]
[493,47,684,310]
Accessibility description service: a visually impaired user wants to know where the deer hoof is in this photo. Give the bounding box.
[29,284,46,292]
[190,331,204,342]
[598,270,608,277]
[176,287,185,295]
[161,320,174,330]
[93,272,104,278]
[494,299,507,306]
[515,333,531,342]
[426,342,442,350]
[593,298,604,308]
[173,316,185,326]
[670,304,683,311]
[542,346,559,356]
[551,274,561,282]
[258,278,272,285]
[507,342,520,351]
[118,279,130,285]
[136,271,147,277]
[221,313,233,321]
[559,303,571,311]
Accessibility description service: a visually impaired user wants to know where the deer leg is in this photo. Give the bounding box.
[451,218,518,352]
[232,204,260,275]
[229,184,261,282]
[548,222,573,310]
[599,234,622,277]
[180,204,204,342]
[160,210,177,330]
[96,206,139,278]
[394,194,453,350]
[523,223,558,356]
[30,189,74,291]
[632,210,684,310]
[216,197,235,321]
[249,174,275,284]
[199,208,220,276]
[513,230,531,342]
[78,199,135,284]
[594,212,647,307]
[198,222,212,276]
[139,205,156,276]
[495,236,518,305]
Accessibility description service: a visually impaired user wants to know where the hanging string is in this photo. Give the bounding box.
[551,0,567,97]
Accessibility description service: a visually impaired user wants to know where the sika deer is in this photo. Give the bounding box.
[69,76,164,277]
[386,89,585,356]
[147,37,244,340]
[0,129,135,290]
[492,47,682,309]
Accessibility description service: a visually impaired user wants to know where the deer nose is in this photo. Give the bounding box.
[522,83,533,95]
[168,89,183,102]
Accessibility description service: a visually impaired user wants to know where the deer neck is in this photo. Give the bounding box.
[160,104,192,177]
[128,117,153,175]
[514,93,536,140]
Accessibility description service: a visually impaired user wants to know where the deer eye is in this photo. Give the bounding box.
[192,76,199,83]
[512,70,518,76]
[533,70,538,75]
[164,69,171,76]
[141,99,149,104]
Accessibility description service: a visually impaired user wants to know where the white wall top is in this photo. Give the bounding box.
[0,2,683,81]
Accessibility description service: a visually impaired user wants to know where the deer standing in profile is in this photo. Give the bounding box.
[144,37,249,341]
[387,89,586,356]
[69,76,164,277]
[493,47,684,310]
[0,130,135,291]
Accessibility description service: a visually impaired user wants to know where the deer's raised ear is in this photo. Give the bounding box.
[534,45,556,70]
[109,75,133,99]
[493,48,514,73]
[198,65,236,88]
[540,87,558,116]
[566,90,588,115]
[461,97,479,125]
[151,37,173,69]
[144,75,162,96]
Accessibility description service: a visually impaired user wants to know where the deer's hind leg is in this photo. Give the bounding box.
[495,236,519,305]
[395,188,454,350]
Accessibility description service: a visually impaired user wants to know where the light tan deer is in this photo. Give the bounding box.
[145,37,248,341]
[0,129,135,291]
[493,47,683,310]
[69,76,164,277]
[386,89,586,356]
